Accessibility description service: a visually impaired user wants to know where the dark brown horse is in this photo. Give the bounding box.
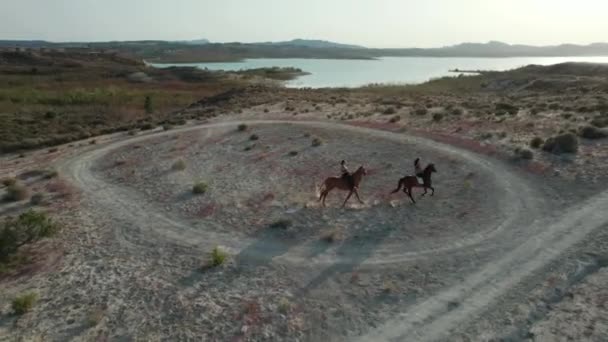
[319,166,367,207]
[390,164,437,203]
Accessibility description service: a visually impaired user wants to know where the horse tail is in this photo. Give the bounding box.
[391,178,404,194]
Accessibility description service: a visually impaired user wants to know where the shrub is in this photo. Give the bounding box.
[87,308,104,327]
[383,107,396,115]
[0,211,58,260]
[515,148,534,160]
[249,134,259,141]
[321,229,343,243]
[495,103,519,115]
[192,182,208,194]
[311,138,323,147]
[579,125,608,139]
[30,193,44,205]
[243,145,254,151]
[269,219,292,229]
[210,246,227,267]
[288,151,298,156]
[590,117,608,128]
[12,292,38,315]
[432,113,444,122]
[162,124,173,131]
[263,108,269,113]
[1,178,16,187]
[389,115,401,123]
[3,184,28,202]
[278,297,292,313]
[451,108,464,116]
[44,170,59,179]
[530,137,544,149]
[171,160,186,171]
[237,124,248,132]
[144,95,153,114]
[414,108,428,116]
[542,133,579,154]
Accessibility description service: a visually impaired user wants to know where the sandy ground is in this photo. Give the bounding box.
[0,113,607,341]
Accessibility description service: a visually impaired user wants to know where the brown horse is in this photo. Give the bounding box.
[390,164,437,204]
[319,166,368,207]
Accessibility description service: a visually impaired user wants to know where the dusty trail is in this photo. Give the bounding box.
[59,120,541,265]
[53,120,608,340]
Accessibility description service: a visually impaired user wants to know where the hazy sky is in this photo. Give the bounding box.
[2,0,607,47]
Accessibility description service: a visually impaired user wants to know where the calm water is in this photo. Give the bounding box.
[151,56,608,88]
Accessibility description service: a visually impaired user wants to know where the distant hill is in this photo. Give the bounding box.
[259,39,365,49]
[1,39,608,62]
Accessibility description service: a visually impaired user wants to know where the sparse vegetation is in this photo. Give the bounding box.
[250,134,259,141]
[1,178,17,187]
[171,160,187,171]
[237,123,248,132]
[288,151,299,156]
[12,292,38,315]
[3,183,28,202]
[311,137,323,147]
[389,115,401,123]
[44,169,59,179]
[210,246,227,267]
[432,112,444,122]
[278,297,292,313]
[542,133,579,154]
[515,148,534,160]
[269,219,292,229]
[495,102,518,115]
[321,229,343,243]
[383,107,396,115]
[144,95,154,114]
[530,137,544,149]
[414,107,428,116]
[192,182,208,194]
[0,210,59,261]
[30,193,44,205]
[87,307,105,327]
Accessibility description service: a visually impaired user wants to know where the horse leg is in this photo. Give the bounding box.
[354,188,364,204]
[421,186,428,197]
[430,186,435,196]
[390,179,404,194]
[406,187,416,204]
[342,190,353,208]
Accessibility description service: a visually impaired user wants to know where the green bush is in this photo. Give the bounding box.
[414,108,428,116]
[579,125,607,140]
[515,148,534,160]
[389,115,401,123]
[1,178,16,187]
[30,193,44,205]
[3,184,28,202]
[542,133,579,154]
[44,170,59,179]
[590,117,608,128]
[269,219,292,230]
[451,107,464,116]
[210,246,227,267]
[192,182,208,194]
[0,210,59,260]
[382,107,396,115]
[249,134,259,141]
[530,137,544,149]
[432,113,444,122]
[144,95,153,114]
[288,151,298,156]
[311,137,323,147]
[237,123,248,132]
[171,160,186,171]
[495,102,519,115]
[12,292,38,315]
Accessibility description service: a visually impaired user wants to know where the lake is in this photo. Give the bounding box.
[151,56,608,88]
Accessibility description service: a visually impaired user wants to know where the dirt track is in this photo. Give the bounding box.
[3,120,608,341]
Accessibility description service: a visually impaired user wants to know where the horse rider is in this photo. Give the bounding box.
[414,157,424,182]
[341,160,355,190]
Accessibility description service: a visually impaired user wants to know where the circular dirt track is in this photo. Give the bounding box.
[61,120,546,266]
